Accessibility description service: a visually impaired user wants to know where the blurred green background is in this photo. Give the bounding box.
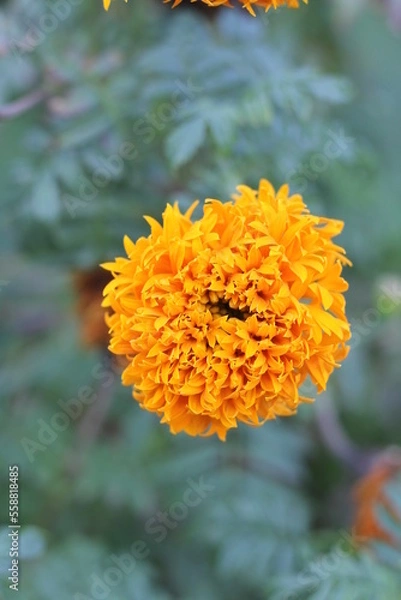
[1,0,401,598]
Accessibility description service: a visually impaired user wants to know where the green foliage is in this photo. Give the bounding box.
[1,3,354,266]
[1,0,401,598]
[271,553,401,600]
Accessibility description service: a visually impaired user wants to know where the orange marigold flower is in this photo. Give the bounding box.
[353,450,401,546]
[103,0,308,16]
[102,180,351,440]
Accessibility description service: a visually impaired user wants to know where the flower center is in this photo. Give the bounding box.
[208,296,249,321]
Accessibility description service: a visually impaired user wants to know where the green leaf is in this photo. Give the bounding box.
[165,118,206,169]
[30,171,60,222]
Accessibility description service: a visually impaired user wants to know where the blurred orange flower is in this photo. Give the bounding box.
[102,180,350,440]
[353,451,401,545]
[73,268,111,349]
[103,0,308,16]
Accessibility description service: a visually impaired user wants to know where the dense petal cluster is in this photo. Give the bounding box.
[102,180,351,440]
[103,0,308,16]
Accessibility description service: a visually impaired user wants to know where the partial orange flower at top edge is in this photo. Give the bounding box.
[103,0,308,16]
[353,450,401,546]
[103,0,127,10]
[102,180,351,441]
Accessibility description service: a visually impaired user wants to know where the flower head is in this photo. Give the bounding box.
[103,0,308,16]
[102,180,351,440]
